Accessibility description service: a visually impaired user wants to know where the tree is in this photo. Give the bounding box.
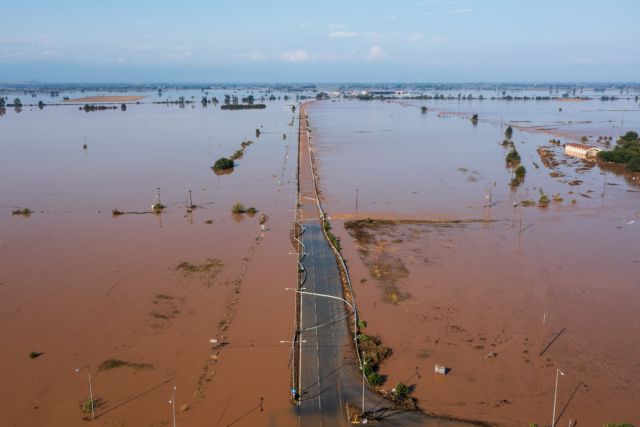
[421,106,428,113]
[506,148,521,166]
[471,114,478,124]
[0,97,5,107]
[511,165,526,187]
[38,101,44,109]
[121,103,127,111]
[621,131,639,142]
[291,105,296,114]
[505,125,513,139]
[224,94,230,105]
[13,98,22,107]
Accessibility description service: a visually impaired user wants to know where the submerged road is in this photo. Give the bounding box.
[294,104,474,426]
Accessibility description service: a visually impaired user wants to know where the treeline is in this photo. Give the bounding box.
[220,104,266,110]
[598,131,640,172]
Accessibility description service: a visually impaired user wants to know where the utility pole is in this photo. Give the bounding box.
[169,385,177,427]
[355,188,359,212]
[552,368,564,427]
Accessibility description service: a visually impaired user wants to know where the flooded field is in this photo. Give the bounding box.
[308,93,640,425]
[2,86,640,426]
[0,89,303,426]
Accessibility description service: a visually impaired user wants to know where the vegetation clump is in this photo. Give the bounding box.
[470,113,479,124]
[506,148,521,166]
[504,125,513,139]
[598,131,640,172]
[392,381,410,402]
[511,165,526,187]
[323,219,341,252]
[420,106,428,113]
[175,258,222,274]
[538,189,550,207]
[231,202,246,214]
[213,157,235,171]
[98,358,153,371]
[358,332,392,386]
[12,208,32,216]
[220,103,266,110]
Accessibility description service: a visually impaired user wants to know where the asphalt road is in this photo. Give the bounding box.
[296,221,472,427]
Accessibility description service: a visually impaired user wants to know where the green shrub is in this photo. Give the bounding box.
[505,125,513,139]
[598,130,640,173]
[506,149,521,165]
[231,202,246,214]
[213,157,234,170]
[393,382,409,400]
[511,165,526,186]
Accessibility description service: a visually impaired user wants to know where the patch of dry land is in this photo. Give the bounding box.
[64,95,143,103]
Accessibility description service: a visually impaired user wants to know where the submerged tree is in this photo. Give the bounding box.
[511,165,526,187]
[471,113,478,124]
[505,125,513,139]
[506,148,521,166]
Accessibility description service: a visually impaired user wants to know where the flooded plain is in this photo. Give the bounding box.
[0,89,302,426]
[2,86,640,426]
[308,93,640,425]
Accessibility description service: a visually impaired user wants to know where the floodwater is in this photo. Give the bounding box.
[307,93,640,425]
[0,89,303,426]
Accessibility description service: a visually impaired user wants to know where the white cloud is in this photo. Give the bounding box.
[236,52,268,62]
[328,31,359,38]
[280,49,309,62]
[368,45,388,60]
[450,8,472,14]
[407,33,424,42]
[429,33,449,44]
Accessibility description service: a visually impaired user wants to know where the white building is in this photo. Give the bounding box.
[564,143,601,159]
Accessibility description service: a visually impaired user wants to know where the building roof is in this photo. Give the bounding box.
[566,142,597,150]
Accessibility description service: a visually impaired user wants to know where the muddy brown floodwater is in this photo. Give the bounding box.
[307,96,640,426]
[0,90,303,426]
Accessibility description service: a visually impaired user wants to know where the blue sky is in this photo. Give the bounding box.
[1,0,639,82]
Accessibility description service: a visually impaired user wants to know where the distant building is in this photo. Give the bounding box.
[564,142,601,159]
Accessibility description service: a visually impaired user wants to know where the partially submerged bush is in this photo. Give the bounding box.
[511,165,526,187]
[538,189,550,207]
[213,157,235,170]
[504,125,513,139]
[98,358,153,371]
[231,202,246,214]
[506,148,521,166]
[12,208,32,216]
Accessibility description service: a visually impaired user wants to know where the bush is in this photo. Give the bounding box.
[511,165,526,187]
[231,202,246,214]
[506,149,521,165]
[505,125,513,139]
[393,382,409,400]
[538,189,550,207]
[213,157,234,170]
